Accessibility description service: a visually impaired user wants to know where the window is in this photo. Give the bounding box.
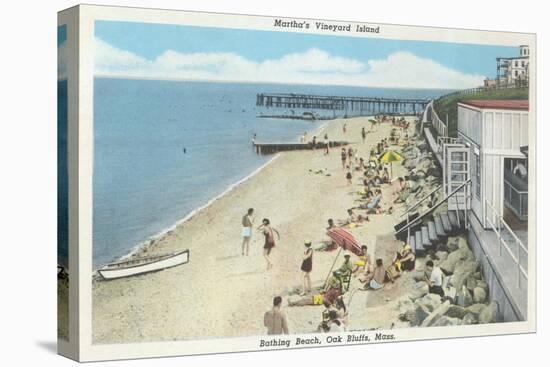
[515,60,518,67]
[521,61,525,67]
[515,70,519,77]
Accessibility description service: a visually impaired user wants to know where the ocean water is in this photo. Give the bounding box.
[91,79,448,268]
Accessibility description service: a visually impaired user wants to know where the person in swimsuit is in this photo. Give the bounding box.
[341,148,347,169]
[300,241,313,295]
[241,208,254,256]
[361,127,367,143]
[258,218,280,270]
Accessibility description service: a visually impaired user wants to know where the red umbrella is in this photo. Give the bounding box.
[326,227,362,256]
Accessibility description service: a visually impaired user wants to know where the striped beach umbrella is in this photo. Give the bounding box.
[327,227,362,256]
[379,149,402,178]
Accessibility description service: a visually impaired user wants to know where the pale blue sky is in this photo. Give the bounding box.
[94,20,519,88]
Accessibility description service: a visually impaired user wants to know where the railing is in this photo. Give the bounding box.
[400,184,442,218]
[397,180,471,243]
[485,199,528,288]
[503,178,528,221]
[429,103,448,138]
[437,136,458,152]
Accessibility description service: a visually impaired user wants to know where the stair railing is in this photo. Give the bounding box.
[396,180,472,242]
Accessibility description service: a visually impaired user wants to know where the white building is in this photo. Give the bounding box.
[456,99,529,228]
[496,45,529,87]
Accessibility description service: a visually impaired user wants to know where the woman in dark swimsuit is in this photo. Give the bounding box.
[258,218,280,270]
[301,241,313,295]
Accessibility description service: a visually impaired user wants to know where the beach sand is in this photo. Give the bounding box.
[92,115,417,343]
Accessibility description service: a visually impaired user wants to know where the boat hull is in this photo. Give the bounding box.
[98,250,189,280]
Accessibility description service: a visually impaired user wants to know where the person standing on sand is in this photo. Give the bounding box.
[343,123,347,134]
[241,208,254,256]
[361,127,366,143]
[346,167,353,185]
[300,241,313,295]
[258,218,280,270]
[340,148,347,169]
[312,136,317,150]
[264,296,289,335]
[324,133,330,155]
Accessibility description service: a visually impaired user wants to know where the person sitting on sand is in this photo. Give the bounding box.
[326,310,346,332]
[393,177,411,204]
[382,167,390,183]
[300,241,313,295]
[334,297,349,329]
[352,245,372,276]
[327,218,336,230]
[392,242,416,272]
[334,252,354,285]
[318,300,338,332]
[340,208,357,226]
[363,258,390,290]
[324,271,344,304]
[258,218,280,270]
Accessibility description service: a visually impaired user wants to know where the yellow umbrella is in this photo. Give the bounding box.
[378,150,402,178]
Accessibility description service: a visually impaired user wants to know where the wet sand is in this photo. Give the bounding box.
[92,115,416,343]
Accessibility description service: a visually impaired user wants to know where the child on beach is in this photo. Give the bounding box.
[258,218,280,270]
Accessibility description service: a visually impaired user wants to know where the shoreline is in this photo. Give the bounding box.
[95,118,334,271]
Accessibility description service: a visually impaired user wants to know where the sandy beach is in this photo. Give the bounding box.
[92,115,416,343]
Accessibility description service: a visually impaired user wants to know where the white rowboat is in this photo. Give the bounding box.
[98,249,189,280]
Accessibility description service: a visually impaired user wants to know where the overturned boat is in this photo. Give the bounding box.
[98,249,189,280]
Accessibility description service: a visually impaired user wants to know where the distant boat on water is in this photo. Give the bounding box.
[98,249,190,280]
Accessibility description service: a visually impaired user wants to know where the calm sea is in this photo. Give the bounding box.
[84,79,448,268]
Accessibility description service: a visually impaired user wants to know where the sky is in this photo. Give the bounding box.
[92,20,519,89]
[58,25,67,79]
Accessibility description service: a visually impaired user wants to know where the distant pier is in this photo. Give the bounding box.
[253,141,348,154]
[256,93,430,114]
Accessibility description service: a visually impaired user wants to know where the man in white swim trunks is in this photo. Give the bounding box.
[242,208,254,256]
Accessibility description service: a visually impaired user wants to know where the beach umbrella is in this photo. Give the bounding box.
[379,150,402,178]
[326,227,362,256]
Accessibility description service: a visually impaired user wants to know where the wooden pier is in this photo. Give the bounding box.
[253,141,348,155]
[256,93,430,114]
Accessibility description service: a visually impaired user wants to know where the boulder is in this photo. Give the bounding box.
[444,286,457,300]
[450,260,479,288]
[461,312,478,325]
[435,251,449,262]
[409,283,429,301]
[447,237,460,252]
[420,301,451,327]
[473,287,487,303]
[432,316,460,327]
[411,271,427,282]
[415,293,444,312]
[476,280,489,292]
[404,304,431,326]
[445,305,469,319]
[456,286,473,307]
[467,303,487,316]
[439,251,463,274]
[466,274,478,291]
[397,298,415,315]
[479,301,499,324]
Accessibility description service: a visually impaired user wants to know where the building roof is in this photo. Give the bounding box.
[459,100,529,111]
